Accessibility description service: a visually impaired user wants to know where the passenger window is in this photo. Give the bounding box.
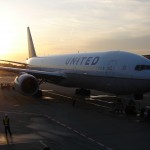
[135,65,150,71]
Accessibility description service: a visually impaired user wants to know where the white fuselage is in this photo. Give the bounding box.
[26,51,150,95]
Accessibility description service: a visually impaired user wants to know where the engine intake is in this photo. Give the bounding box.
[14,73,39,96]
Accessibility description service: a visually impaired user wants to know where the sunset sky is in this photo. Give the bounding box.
[0,0,150,61]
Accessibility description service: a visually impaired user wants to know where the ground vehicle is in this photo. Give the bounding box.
[140,106,150,119]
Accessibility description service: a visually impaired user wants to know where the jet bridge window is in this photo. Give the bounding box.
[135,65,150,71]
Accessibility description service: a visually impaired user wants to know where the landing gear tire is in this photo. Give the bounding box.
[125,100,137,115]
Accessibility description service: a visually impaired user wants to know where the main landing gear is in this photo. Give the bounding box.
[72,88,91,106]
[125,94,143,115]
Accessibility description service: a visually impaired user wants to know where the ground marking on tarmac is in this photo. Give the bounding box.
[39,140,49,148]
[44,115,113,150]
[0,110,113,150]
[42,90,53,92]
[0,140,46,146]
[80,133,86,137]
[97,142,105,147]
[90,98,114,104]
[73,130,79,134]
[45,91,111,109]
[86,101,110,108]
[67,126,72,130]
[60,123,66,127]
[44,90,72,99]
[87,137,95,142]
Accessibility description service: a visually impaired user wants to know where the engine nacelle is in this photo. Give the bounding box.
[14,73,39,96]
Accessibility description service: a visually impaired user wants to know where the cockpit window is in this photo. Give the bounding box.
[135,65,150,71]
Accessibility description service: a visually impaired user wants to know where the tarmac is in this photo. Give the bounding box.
[0,81,150,150]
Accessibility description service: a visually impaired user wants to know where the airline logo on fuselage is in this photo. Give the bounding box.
[65,56,100,65]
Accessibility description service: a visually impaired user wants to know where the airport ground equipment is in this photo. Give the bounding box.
[140,106,150,119]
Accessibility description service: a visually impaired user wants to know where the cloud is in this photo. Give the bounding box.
[84,35,150,54]
[1,0,150,58]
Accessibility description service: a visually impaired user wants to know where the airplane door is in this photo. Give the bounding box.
[106,60,117,76]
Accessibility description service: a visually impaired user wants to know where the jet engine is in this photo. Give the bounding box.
[14,73,39,96]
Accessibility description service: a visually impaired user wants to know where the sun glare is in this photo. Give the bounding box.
[0,26,17,56]
[0,7,19,59]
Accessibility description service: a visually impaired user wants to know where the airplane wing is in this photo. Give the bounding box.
[0,66,66,82]
[143,55,150,59]
[0,59,27,66]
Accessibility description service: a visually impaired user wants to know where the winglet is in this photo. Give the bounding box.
[27,27,37,58]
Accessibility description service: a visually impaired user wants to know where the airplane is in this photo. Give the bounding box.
[0,27,150,100]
